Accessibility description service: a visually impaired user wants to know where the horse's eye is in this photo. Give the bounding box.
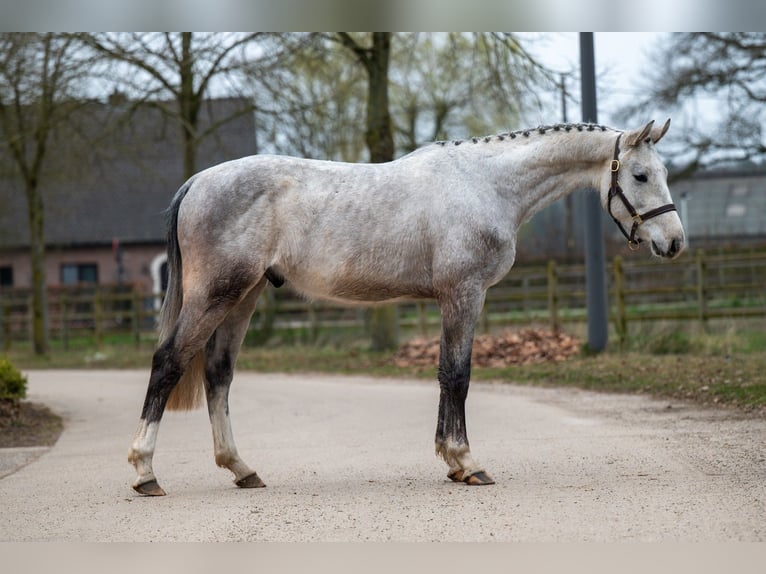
[633,174,648,183]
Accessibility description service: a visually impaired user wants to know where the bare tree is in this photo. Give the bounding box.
[334,33,396,167]
[0,33,92,354]
[254,33,554,161]
[620,33,766,177]
[251,33,367,161]
[391,33,553,152]
[80,32,281,179]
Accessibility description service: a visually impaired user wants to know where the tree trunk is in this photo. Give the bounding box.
[364,33,394,164]
[179,32,199,180]
[363,33,398,351]
[26,181,48,355]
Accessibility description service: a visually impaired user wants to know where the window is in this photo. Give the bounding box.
[61,263,98,285]
[725,203,747,218]
[0,266,12,287]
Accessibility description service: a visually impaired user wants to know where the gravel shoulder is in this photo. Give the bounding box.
[1,369,765,542]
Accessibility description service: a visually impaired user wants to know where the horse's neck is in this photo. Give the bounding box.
[491,129,618,226]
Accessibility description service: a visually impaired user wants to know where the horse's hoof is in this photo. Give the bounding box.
[133,479,167,496]
[464,470,495,486]
[447,469,463,483]
[235,472,266,489]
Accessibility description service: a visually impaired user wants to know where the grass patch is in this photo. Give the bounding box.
[3,345,154,370]
[471,353,766,411]
[5,324,766,413]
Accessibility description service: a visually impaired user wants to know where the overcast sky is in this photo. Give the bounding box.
[521,32,666,129]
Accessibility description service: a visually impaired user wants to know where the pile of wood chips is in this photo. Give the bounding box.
[393,329,581,368]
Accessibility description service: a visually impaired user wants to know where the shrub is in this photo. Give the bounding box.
[0,358,27,401]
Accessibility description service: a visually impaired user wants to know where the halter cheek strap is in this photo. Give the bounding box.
[607,134,678,250]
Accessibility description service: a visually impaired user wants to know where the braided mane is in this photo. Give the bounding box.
[433,123,614,147]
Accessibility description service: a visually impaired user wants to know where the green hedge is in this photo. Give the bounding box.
[0,358,27,401]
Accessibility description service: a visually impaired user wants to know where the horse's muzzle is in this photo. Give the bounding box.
[651,237,684,259]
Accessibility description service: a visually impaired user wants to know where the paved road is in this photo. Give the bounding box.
[1,369,765,541]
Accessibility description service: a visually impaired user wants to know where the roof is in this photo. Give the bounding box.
[0,98,256,249]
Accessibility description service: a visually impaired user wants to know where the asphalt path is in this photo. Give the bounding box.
[1,369,765,542]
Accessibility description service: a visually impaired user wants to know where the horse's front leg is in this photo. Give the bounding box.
[435,285,495,486]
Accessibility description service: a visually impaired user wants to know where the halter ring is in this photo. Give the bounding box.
[610,159,620,172]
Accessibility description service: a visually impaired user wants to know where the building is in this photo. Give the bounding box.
[0,98,256,300]
[670,163,766,248]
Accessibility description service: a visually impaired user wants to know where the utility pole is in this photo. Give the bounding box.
[580,32,609,352]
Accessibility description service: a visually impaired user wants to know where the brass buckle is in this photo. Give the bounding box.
[610,159,620,172]
[632,213,643,225]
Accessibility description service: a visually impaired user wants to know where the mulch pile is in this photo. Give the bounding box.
[393,329,581,368]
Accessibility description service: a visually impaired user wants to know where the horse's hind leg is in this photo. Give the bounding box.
[130,327,211,494]
[435,284,495,486]
[129,294,241,496]
[203,280,267,488]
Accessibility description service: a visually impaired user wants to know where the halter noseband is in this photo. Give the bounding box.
[607,134,678,250]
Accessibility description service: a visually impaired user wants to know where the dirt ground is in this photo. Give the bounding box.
[1,370,766,542]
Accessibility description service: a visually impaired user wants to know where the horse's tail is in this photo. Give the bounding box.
[161,178,206,412]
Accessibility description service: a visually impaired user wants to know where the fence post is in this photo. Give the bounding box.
[307,303,318,343]
[696,249,707,330]
[61,294,69,351]
[26,294,33,344]
[1,300,9,351]
[613,255,627,349]
[521,275,529,319]
[547,259,560,332]
[480,301,490,334]
[132,289,141,349]
[93,289,103,349]
[417,302,429,337]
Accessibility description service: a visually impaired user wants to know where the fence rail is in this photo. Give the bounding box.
[1,249,765,350]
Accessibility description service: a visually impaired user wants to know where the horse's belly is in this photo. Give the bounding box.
[278,262,435,306]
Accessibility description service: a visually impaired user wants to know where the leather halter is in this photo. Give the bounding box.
[607,134,678,250]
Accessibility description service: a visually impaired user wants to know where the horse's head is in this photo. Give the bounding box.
[600,119,686,259]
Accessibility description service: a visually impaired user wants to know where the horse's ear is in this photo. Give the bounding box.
[624,120,655,147]
[650,118,671,144]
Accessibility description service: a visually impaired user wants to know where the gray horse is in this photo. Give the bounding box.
[129,120,685,495]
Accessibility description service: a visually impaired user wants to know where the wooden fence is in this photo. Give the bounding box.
[1,249,765,350]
